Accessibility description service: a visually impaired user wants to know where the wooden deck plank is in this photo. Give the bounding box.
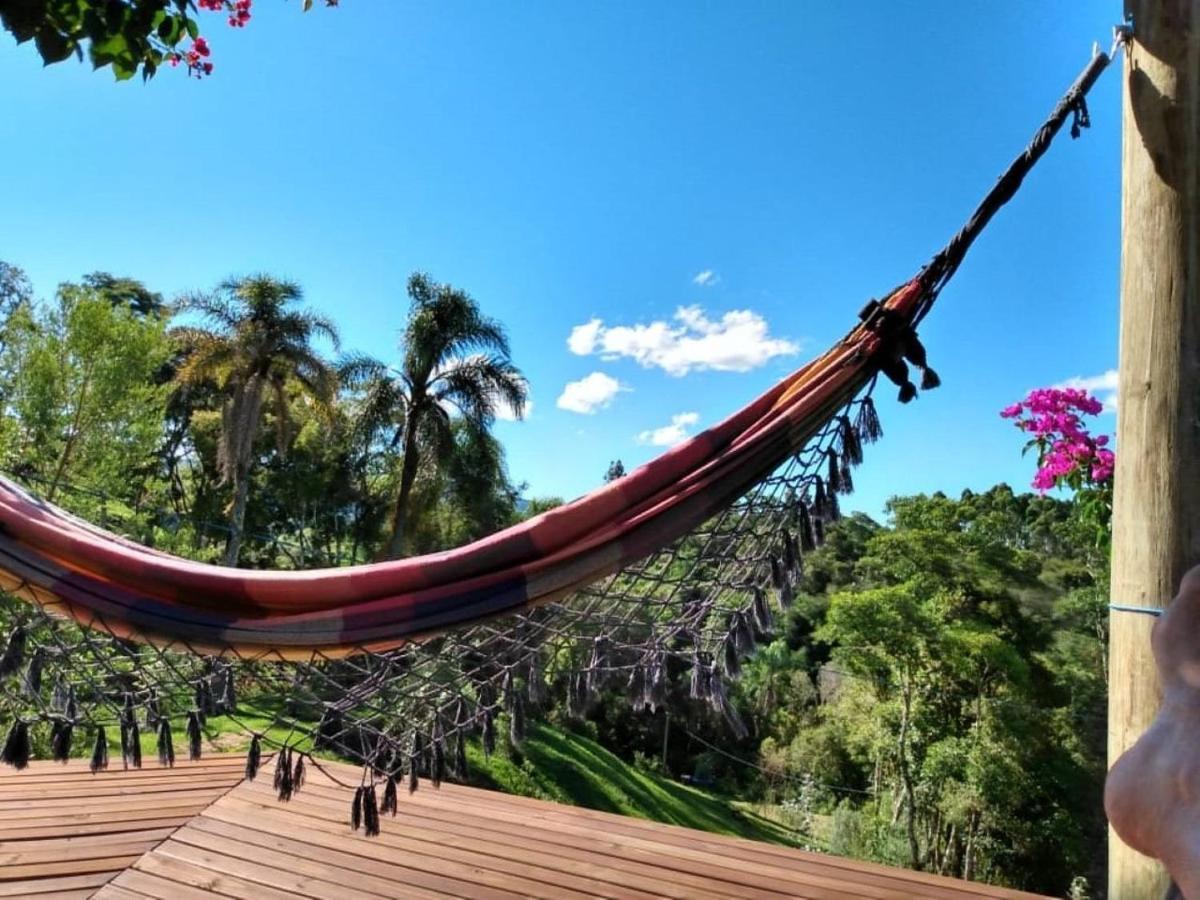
[181,810,515,900]
[421,779,1033,899]
[0,871,114,896]
[0,752,1053,900]
[234,776,883,899]
[0,816,193,841]
[0,788,234,816]
[186,814,633,900]
[0,755,246,899]
[0,837,163,867]
[207,797,588,900]
[0,775,255,799]
[169,822,450,900]
[92,887,153,900]
[229,789,784,899]
[204,799,692,900]
[0,827,177,852]
[0,759,247,783]
[130,851,312,900]
[0,853,145,879]
[394,780,985,898]
[0,765,244,781]
[106,867,245,900]
[156,836,413,900]
[217,790,867,900]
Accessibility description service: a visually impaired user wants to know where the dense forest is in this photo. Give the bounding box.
[0,262,1109,897]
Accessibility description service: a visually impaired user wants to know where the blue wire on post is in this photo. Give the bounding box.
[1109,603,1165,617]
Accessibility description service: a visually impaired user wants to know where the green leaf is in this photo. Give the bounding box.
[89,32,128,67]
[34,28,75,65]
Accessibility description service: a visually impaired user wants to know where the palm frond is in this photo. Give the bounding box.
[172,335,238,388]
[336,352,388,389]
[173,292,240,331]
[432,355,528,423]
[351,375,407,449]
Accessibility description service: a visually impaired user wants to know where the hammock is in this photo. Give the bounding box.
[0,280,917,657]
[0,48,1112,797]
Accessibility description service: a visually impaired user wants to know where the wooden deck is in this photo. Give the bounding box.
[0,755,1052,899]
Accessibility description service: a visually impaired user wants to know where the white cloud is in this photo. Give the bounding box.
[637,412,701,447]
[567,319,603,356]
[1056,368,1118,413]
[556,372,626,415]
[568,306,800,377]
[692,269,719,287]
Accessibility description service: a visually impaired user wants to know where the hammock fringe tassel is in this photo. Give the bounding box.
[2,720,29,770]
[90,726,108,773]
[245,735,261,782]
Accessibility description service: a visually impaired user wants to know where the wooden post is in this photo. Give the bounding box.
[1109,2,1200,896]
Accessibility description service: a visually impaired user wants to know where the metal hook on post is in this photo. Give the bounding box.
[1112,17,1134,59]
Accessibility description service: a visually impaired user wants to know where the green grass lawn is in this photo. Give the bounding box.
[466,722,799,846]
[110,698,316,760]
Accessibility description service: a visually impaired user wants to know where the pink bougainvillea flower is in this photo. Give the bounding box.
[1001,387,1114,493]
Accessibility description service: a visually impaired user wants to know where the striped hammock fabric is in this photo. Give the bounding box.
[0,280,925,657]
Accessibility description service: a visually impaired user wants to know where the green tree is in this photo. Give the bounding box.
[801,507,1098,891]
[344,272,527,559]
[81,272,166,318]
[0,260,31,322]
[172,275,339,566]
[438,421,521,545]
[0,260,33,361]
[0,281,172,501]
[522,496,565,518]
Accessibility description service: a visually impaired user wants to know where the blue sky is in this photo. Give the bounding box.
[0,2,1121,520]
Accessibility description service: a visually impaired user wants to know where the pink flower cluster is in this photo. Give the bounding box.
[198,0,252,28]
[1001,387,1114,492]
[230,1,253,27]
[167,1,256,77]
[168,36,213,77]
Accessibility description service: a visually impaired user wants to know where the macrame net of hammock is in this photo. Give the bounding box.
[0,48,1110,819]
[0,383,879,786]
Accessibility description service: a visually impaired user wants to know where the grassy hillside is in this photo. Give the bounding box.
[465,722,798,846]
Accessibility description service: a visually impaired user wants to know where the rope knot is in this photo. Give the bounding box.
[1070,96,1091,139]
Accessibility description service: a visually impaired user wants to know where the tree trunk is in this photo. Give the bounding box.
[661,711,670,774]
[384,420,422,560]
[1108,4,1200,896]
[942,823,957,875]
[46,360,95,503]
[963,811,978,881]
[222,468,251,567]
[896,677,922,870]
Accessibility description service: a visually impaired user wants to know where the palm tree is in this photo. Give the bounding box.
[344,272,527,559]
[172,276,339,566]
